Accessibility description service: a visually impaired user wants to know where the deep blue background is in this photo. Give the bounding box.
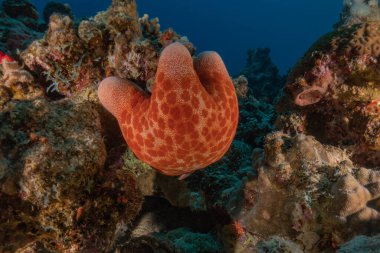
[30,0,342,75]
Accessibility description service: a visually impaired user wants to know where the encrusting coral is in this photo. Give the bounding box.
[0,59,42,109]
[0,99,143,252]
[278,8,380,167]
[98,42,239,177]
[227,132,380,251]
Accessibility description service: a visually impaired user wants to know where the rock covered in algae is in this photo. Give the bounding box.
[1,0,39,30]
[21,0,195,98]
[278,17,380,167]
[237,132,380,251]
[0,60,42,110]
[42,1,74,25]
[337,234,380,253]
[341,0,380,26]
[0,0,42,53]
[0,98,143,252]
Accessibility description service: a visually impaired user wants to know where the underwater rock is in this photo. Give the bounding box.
[20,0,194,98]
[0,9,42,54]
[42,1,74,25]
[119,195,224,253]
[0,98,143,252]
[153,228,223,253]
[278,18,380,167]
[256,236,304,253]
[239,48,286,103]
[337,234,380,253]
[1,0,39,30]
[157,140,254,214]
[235,92,275,147]
[22,13,101,97]
[239,132,380,251]
[0,60,42,110]
[341,0,380,25]
[111,34,159,82]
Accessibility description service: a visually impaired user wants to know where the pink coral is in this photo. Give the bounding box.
[98,42,239,176]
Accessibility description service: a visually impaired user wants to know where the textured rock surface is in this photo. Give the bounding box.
[21,0,194,98]
[1,0,39,29]
[0,98,143,252]
[42,1,74,25]
[0,61,42,109]
[238,132,380,251]
[278,20,380,167]
[338,234,380,253]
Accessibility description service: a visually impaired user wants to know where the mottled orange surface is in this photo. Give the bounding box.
[98,43,238,176]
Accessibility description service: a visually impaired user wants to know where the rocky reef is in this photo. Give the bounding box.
[239,48,286,103]
[0,0,42,54]
[279,11,380,168]
[1,0,380,252]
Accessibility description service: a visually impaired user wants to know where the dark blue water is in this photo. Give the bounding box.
[32,0,341,75]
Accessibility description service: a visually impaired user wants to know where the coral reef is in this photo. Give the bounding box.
[1,0,39,30]
[42,1,74,25]
[98,43,239,176]
[3,0,380,252]
[0,99,142,252]
[239,48,286,103]
[21,0,194,98]
[238,132,380,251]
[0,0,42,54]
[0,60,42,109]
[279,17,380,167]
[338,234,380,253]
[240,5,380,251]
[341,0,380,25]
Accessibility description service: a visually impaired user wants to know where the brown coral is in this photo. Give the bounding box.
[0,98,143,252]
[241,132,380,251]
[0,61,42,109]
[280,20,380,167]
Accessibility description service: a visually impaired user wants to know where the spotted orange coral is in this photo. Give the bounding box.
[98,42,239,176]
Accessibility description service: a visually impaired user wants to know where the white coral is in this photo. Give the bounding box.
[343,0,380,23]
